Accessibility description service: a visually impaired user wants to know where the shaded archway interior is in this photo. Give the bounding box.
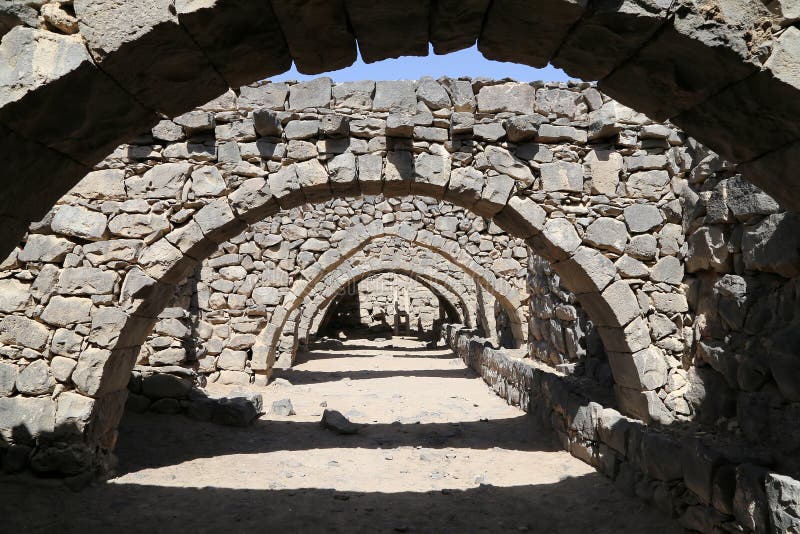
[313,269,462,341]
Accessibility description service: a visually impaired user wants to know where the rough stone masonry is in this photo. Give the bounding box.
[0,76,799,532]
[1,0,800,265]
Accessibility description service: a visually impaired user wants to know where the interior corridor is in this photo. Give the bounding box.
[2,338,681,533]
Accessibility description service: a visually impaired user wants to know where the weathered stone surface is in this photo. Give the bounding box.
[479,0,586,68]
[141,373,192,399]
[485,146,534,187]
[608,346,668,391]
[650,256,683,285]
[332,80,375,110]
[0,279,28,313]
[557,246,615,294]
[271,398,296,416]
[16,360,55,396]
[73,0,228,116]
[321,409,359,434]
[373,81,417,114]
[0,315,49,351]
[238,83,287,110]
[0,362,18,397]
[734,464,769,533]
[0,397,55,443]
[766,473,800,533]
[289,78,332,110]
[624,204,663,233]
[416,77,451,110]
[41,296,92,327]
[345,1,428,63]
[540,161,584,192]
[51,205,107,240]
[173,111,214,136]
[19,235,74,263]
[587,149,622,197]
[51,356,77,383]
[584,218,628,254]
[741,213,800,278]
[626,170,670,200]
[769,323,800,402]
[68,169,126,200]
[477,83,535,114]
[176,0,291,88]
[56,268,117,296]
[536,124,587,144]
[504,115,543,143]
[211,392,262,426]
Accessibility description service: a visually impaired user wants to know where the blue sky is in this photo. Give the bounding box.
[270,45,571,83]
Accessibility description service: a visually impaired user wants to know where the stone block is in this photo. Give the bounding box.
[584,217,628,254]
[493,196,547,239]
[344,1,428,62]
[41,296,93,327]
[74,0,228,116]
[141,373,193,399]
[555,247,615,294]
[734,464,769,534]
[430,0,490,53]
[623,204,663,233]
[0,27,157,166]
[553,1,668,81]
[16,360,55,396]
[373,81,417,114]
[479,0,587,68]
[413,153,450,199]
[0,397,55,443]
[765,473,800,533]
[56,268,117,296]
[51,205,107,241]
[383,151,415,196]
[18,235,74,263]
[176,0,291,87]
[476,82,535,114]
[333,80,375,110]
[238,83,288,110]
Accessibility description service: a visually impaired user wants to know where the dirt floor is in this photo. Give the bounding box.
[1,338,683,533]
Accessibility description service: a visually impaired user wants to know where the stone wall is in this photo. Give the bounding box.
[2,0,800,270]
[527,255,610,384]
[681,168,800,478]
[134,195,527,388]
[321,272,444,334]
[444,324,800,534]
[0,76,798,480]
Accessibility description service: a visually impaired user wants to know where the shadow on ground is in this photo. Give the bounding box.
[1,473,681,534]
[111,412,561,474]
[273,367,473,384]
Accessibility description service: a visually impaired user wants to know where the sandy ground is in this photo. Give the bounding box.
[1,338,682,533]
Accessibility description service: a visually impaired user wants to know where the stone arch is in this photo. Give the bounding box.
[296,262,475,350]
[305,268,465,341]
[291,265,470,360]
[266,248,475,367]
[253,224,527,369]
[1,1,798,262]
[0,152,680,475]
[89,162,671,431]
[0,77,713,474]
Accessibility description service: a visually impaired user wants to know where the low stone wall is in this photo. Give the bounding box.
[443,324,800,534]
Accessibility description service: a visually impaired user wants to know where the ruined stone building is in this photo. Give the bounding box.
[1,1,800,532]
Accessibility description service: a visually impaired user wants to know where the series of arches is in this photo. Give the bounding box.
[0,1,798,266]
[249,226,527,372]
